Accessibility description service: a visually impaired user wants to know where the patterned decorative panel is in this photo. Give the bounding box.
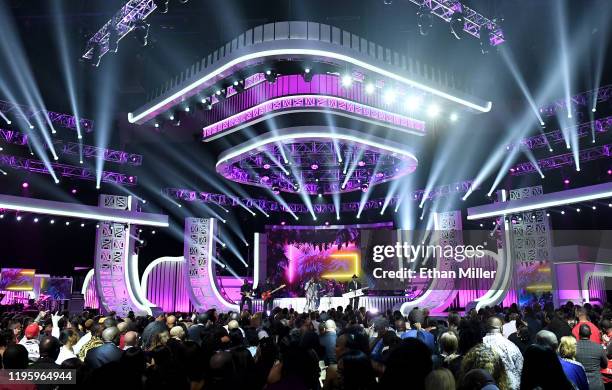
[184,218,235,311]
[508,186,552,262]
[94,195,149,316]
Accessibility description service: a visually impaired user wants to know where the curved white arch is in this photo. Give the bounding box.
[140,256,185,307]
[81,269,95,295]
[129,48,491,124]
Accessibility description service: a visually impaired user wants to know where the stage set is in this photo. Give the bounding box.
[1,10,612,318]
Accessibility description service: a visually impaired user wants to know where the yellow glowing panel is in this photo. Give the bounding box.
[321,252,360,280]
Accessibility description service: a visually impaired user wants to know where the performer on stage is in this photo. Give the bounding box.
[304,277,321,312]
[261,277,274,313]
[347,274,361,310]
[239,279,253,313]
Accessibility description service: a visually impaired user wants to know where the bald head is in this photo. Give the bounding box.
[102,327,120,345]
[535,330,559,351]
[486,316,503,332]
[227,320,240,330]
[117,322,128,333]
[124,331,138,347]
[166,315,176,329]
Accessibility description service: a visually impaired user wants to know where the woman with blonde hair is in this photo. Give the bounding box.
[558,336,588,390]
[458,343,509,390]
[425,368,455,390]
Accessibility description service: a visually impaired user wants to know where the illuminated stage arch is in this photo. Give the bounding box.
[216,127,418,195]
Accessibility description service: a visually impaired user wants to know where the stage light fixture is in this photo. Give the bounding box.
[592,107,597,112]
[184,106,190,112]
[265,70,278,83]
[50,219,55,224]
[560,211,565,215]
[361,183,369,192]
[417,4,433,36]
[154,122,160,128]
[108,26,119,53]
[34,218,38,223]
[426,104,440,117]
[405,95,421,110]
[450,113,458,122]
[90,43,102,67]
[233,80,245,92]
[449,10,464,40]
[365,83,375,94]
[133,20,150,46]
[592,206,597,210]
[576,208,581,212]
[272,186,280,195]
[341,74,352,87]
[383,89,396,104]
[170,115,181,127]
[22,182,29,189]
[16,215,22,222]
[303,67,313,82]
[318,193,322,198]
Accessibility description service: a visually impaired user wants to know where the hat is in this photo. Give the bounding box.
[257,330,269,340]
[352,274,358,279]
[25,323,40,339]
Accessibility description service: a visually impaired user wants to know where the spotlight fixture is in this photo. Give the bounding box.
[34,218,39,223]
[153,0,169,13]
[426,104,440,117]
[264,70,278,83]
[383,89,396,104]
[450,113,458,122]
[233,80,245,92]
[360,183,369,192]
[302,67,313,82]
[170,114,181,127]
[90,43,102,67]
[478,26,491,55]
[50,219,55,224]
[133,20,150,46]
[365,83,375,94]
[16,216,22,222]
[449,9,464,40]
[592,107,597,112]
[272,186,280,195]
[417,4,433,36]
[341,74,352,87]
[311,162,319,170]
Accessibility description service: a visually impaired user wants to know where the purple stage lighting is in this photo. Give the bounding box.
[21,182,29,189]
[311,163,319,170]
[563,179,570,185]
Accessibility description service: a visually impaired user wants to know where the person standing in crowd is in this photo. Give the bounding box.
[575,323,608,390]
[558,335,589,390]
[573,307,602,344]
[261,277,275,314]
[482,316,524,390]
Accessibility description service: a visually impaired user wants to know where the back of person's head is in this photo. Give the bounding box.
[170,326,185,340]
[207,351,237,389]
[521,344,574,390]
[485,316,503,333]
[2,344,29,368]
[381,338,432,390]
[102,326,120,344]
[460,344,507,390]
[196,313,209,325]
[39,336,61,360]
[121,346,146,375]
[338,350,377,390]
[558,336,577,359]
[535,329,558,351]
[103,317,117,329]
[439,331,459,355]
[578,323,591,339]
[59,328,77,346]
[324,319,336,332]
[425,368,456,390]
[458,368,498,390]
[60,357,82,370]
[373,316,389,333]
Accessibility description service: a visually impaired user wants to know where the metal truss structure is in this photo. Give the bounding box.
[407,0,505,46]
[164,180,474,215]
[81,0,156,62]
[218,135,417,195]
[0,100,93,133]
[0,154,137,185]
[539,84,612,117]
[510,144,611,176]
[0,128,143,166]
[509,115,612,150]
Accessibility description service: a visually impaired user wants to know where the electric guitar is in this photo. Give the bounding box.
[342,286,369,299]
[261,284,286,301]
[240,290,254,299]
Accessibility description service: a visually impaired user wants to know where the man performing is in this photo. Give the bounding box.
[347,274,361,310]
[261,277,274,314]
[304,277,321,312]
[239,279,253,313]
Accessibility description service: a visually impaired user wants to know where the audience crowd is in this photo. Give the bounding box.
[0,300,611,389]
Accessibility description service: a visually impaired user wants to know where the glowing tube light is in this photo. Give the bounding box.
[467,182,612,220]
[128,48,492,124]
[0,193,169,226]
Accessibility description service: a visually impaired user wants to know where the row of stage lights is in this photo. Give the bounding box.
[152,63,459,128]
[0,212,158,235]
[476,202,612,228]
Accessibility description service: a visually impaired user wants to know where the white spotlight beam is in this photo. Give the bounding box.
[0,194,169,226]
[467,182,612,220]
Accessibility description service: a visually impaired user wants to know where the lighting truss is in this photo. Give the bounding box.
[508,115,612,150]
[164,180,474,215]
[539,84,612,117]
[510,144,611,176]
[407,0,505,46]
[81,0,157,62]
[0,100,93,132]
[0,128,143,165]
[0,155,137,185]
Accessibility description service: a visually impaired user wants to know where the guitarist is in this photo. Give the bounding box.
[261,277,275,314]
[239,279,253,313]
[347,274,362,310]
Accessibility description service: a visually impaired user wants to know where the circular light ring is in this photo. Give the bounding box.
[216,126,418,195]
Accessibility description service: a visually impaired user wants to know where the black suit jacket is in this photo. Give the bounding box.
[85,342,123,370]
[348,280,361,292]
